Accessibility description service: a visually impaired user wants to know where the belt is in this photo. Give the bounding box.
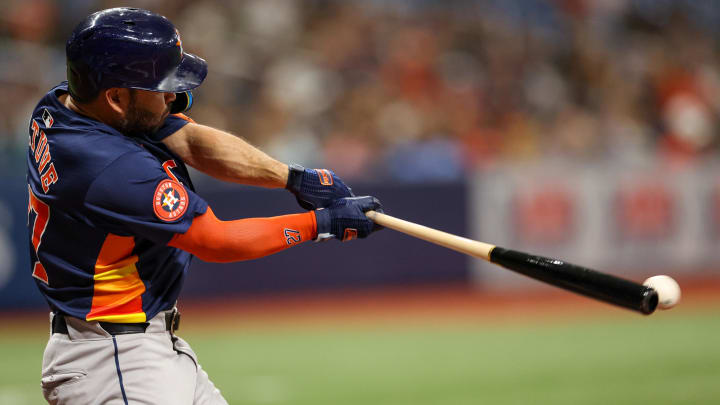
[52,310,181,336]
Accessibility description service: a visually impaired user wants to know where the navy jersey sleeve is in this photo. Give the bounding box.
[149,114,192,142]
[84,151,208,244]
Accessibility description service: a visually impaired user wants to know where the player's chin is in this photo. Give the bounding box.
[144,111,168,134]
[149,118,166,134]
[119,118,165,138]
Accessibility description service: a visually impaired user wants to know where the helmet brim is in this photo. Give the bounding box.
[154,52,208,93]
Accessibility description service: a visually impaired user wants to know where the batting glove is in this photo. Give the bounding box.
[314,196,383,241]
[286,164,354,210]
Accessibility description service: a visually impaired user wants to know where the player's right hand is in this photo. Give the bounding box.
[314,196,383,241]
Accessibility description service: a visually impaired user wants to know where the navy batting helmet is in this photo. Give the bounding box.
[66,7,206,113]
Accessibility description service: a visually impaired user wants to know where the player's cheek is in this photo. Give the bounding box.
[143,92,168,115]
[153,94,168,114]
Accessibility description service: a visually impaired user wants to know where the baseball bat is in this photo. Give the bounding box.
[365,210,658,315]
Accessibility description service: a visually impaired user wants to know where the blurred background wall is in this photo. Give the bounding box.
[2,0,720,309]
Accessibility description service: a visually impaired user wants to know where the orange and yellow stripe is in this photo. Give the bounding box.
[86,234,146,323]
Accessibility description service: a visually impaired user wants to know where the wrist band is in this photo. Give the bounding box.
[286,163,305,190]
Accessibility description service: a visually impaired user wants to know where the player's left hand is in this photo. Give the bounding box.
[286,164,354,210]
[314,196,383,241]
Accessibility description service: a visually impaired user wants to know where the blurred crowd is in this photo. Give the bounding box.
[3,0,720,182]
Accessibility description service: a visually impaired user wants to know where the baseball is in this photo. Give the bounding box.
[643,275,681,310]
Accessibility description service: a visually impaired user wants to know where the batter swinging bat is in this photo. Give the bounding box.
[365,211,659,315]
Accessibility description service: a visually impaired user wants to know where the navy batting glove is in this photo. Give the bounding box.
[314,196,383,241]
[286,164,354,210]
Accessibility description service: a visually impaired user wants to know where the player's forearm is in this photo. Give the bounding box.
[164,123,288,188]
[168,206,316,263]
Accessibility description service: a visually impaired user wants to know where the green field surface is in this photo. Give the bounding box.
[1,309,718,405]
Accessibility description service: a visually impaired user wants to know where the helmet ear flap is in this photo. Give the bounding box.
[169,90,193,114]
[67,63,100,103]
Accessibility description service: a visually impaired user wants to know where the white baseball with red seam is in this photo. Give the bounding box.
[643,275,681,310]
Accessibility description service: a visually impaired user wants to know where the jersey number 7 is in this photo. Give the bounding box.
[28,186,50,284]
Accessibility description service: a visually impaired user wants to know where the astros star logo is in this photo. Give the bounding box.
[154,179,188,222]
[175,29,184,54]
[163,190,180,209]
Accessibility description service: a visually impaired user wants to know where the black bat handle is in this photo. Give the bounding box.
[489,248,658,315]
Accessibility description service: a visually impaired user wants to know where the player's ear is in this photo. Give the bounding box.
[104,88,131,115]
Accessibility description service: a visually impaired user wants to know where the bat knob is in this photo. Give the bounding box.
[640,287,659,315]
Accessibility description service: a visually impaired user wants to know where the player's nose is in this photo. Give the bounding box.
[165,92,176,105]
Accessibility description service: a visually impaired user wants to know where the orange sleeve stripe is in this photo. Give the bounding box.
[168,206,317,263]
[172,113,196,123]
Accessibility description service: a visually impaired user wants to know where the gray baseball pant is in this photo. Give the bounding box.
[41,310,228,405]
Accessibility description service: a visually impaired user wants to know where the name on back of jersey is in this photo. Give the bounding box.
[29,108,59,193]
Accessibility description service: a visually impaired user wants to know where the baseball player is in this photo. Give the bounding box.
[28,7,382,405]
